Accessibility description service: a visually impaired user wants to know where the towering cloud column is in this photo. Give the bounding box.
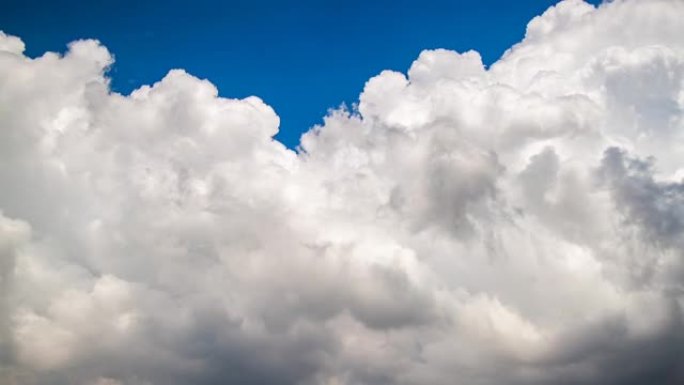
[1,0,684,384]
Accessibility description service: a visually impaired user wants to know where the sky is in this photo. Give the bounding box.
[2,1,684,385]
[0,0,601,148]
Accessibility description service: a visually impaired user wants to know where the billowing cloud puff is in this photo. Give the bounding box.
[1,0,684,384]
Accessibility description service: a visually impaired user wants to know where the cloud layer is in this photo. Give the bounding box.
[1,0,684,384]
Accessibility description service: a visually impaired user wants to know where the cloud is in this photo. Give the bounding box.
[1,0,684,384]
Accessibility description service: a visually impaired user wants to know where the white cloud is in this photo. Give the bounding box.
[1,0,684,384]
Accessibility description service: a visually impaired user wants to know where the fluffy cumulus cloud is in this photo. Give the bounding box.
[1,0,684,384]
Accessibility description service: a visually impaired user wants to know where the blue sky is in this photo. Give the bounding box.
[1,0,600,148]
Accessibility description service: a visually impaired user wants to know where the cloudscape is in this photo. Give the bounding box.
[1,0,684,384]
